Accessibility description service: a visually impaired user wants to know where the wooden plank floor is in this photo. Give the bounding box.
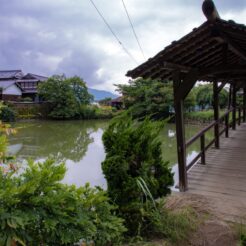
[187,123,246,222]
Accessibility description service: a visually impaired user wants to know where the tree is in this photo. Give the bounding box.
[102,116,173,235]
[195,84,228,109]
[67,76,94,105]
[117,78,195,120]
[38,75,93,119]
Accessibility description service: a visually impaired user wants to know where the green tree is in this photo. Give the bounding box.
[195,84,228,109]
[117,78,195,120]
[102,116,173,235]
[67,76,94,105]
[38,75,93,119]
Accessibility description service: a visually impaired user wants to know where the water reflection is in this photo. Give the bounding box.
[8,121,213,188]
[9,120,108,162]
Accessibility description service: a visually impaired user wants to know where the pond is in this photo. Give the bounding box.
[8,120,212,188]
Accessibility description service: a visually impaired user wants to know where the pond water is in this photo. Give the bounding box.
[8,120,212,188]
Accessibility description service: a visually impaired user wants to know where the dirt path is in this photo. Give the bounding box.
[165,192,246,246]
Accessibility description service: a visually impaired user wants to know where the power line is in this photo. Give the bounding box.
[89,0,138,65]
[121,0,145,60]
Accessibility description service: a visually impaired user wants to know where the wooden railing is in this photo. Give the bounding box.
[185,107,244,171]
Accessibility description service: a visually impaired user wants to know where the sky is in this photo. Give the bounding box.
[0,0,245,93]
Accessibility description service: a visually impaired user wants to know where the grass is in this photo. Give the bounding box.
[149,203,200,244]
[185,109,241,124]
[234,222,246,246]
[123,199,201,246]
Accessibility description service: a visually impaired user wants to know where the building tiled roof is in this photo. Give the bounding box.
[126,18,246,83]
[22,73,48,81]
[0,80,20,90]
[0,70,24,79]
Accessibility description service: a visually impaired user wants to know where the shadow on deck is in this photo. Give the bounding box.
[187,123,246,222]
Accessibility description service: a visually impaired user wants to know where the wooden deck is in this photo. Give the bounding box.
[187,123,246,222]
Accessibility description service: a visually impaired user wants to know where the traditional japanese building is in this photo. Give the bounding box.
[0,70,47,101]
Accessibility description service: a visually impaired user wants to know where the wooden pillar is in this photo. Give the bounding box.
[173,71,187,192]
[213,81,220,148]
[232,84,237,130]
[228,84,232,109]
[243,87,246,123]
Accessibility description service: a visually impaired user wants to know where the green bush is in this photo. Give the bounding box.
[79,105,114,120]
[185,110,214,122]
[0,159,126,245]
[79,105,97,119]
[16,105,40,119]
[149,200,198,244]
[21,97,33,102]
[0,104,16,122]
[241,233,246,246]
[102,116,173,236]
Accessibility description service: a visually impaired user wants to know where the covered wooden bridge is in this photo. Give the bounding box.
[126,0,246,205]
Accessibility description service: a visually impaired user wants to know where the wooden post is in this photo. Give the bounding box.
[232,84,237,130]
[213,81,220,148]
[238,107,241,125]
[200,134,206,164]
[173,71,187,192]
[225,113,229,138]
[243,87,246,122]
[228,84,232,109]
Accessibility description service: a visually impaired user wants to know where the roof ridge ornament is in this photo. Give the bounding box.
[202,0,220,22]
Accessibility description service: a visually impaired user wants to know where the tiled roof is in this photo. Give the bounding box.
[126,18,246,83]
[22,73,48,81]
[0,80,18,89]
[0,70,24,79]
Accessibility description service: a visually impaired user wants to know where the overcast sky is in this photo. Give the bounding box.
[0,0,245,92]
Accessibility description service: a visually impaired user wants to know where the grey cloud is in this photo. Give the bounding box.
[0,0,245,91]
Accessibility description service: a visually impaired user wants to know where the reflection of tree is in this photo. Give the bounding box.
[9,120,108,162]
[160,124,214,165]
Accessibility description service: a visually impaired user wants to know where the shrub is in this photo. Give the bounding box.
[79,105,97,119]
[0,159,126,245]
[102,116,173,236]
[79,105,114,120]
[0,104,16,122]
[21,97,33,102]
[16,105,39,119]
[149,200,198,244]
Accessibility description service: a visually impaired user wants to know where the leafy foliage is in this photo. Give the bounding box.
[102,116,173,235]
[0,159,126,245]
[67,76,94,104]
[149,200,199,244]
[0,103,16,122]
[38,75,93,119]
[117,79,173,120]
[195,84,228,109]
[117,79,195,120]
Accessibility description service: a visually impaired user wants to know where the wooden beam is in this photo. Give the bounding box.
[212,28,246,62]
[199,65,246,77]
[163,62,192,73]
[173,71,187,192]
[232,84,237,130]
[217,82,227,93]
[213,81,220,148]
[244,87,246,123]
[174,69,198,102]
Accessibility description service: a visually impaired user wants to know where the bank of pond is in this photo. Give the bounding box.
[8,120,214,188]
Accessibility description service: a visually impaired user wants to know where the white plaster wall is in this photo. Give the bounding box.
[3,85,22,95]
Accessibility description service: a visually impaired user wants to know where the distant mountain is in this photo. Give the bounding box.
[88,88,119,101]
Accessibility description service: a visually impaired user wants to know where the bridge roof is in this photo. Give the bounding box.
[126,18,246,84]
